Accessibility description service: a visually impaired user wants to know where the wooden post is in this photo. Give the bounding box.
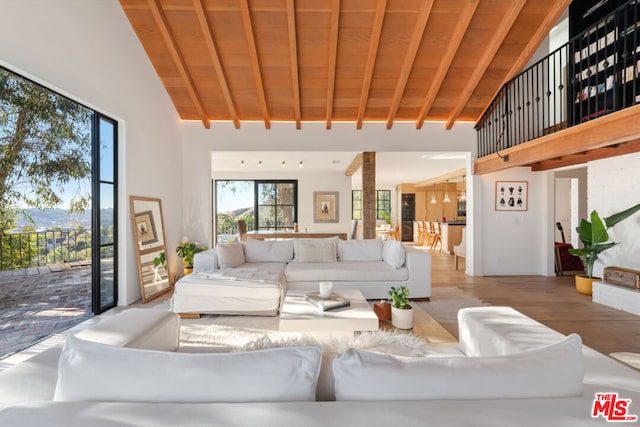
[362,152,376,239]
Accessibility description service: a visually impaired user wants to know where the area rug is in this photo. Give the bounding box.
[414,287,490,322]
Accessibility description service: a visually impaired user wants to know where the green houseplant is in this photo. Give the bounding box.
[569,202,640,294]
[388,285,413,329]
[176,242,207,275]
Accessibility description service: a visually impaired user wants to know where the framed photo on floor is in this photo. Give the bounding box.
[495,181,528,211]
[314,191,339,223]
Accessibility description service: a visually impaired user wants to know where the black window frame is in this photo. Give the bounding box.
[255,180,298,231]
[351,190,391,220]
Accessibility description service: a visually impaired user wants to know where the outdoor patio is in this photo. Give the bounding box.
[0,262,92,359]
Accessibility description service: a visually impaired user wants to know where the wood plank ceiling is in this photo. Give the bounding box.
[120,0,569,130]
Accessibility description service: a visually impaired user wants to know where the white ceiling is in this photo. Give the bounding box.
[211,152,468,188]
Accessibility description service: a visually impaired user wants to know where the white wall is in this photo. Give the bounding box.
[587,152,640,276]
[479,167,554,276]
[0,0,183,305]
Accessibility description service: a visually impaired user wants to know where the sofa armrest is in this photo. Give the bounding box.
[404,248,431,298]
[457,306,565,357]
[194,248,219,271]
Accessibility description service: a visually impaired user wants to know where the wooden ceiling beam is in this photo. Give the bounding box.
[414,168,466,188]
[146,0,210,129]
[504,0,571,85]
[530,139,640,171]
[325,0,340,130]
[286,0,302,130]
[476,0,571,125]
[474,104,640,175]
[193,0,239,129]
[445,0,527,130]
[356,0,387,130]
[240,0,271,129]
[416,0,478,129]
[385,0,434,130]
[345,153,363,176]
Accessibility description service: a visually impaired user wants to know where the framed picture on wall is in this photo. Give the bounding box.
[313,191,339,223]
[495,181,528,211]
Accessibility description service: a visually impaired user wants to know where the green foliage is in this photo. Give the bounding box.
[153,251,166,268]
[569,203,640,278]
[0,68,92,230]
[176,242,208,268]
[380,210,391,224]
[388,285,411,309]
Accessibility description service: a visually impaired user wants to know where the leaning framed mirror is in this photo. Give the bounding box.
[130,196,172,303]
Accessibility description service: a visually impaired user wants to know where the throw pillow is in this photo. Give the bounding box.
[216,239,245,268]
[54,335,322,403]
[333,333,584,401]
[337,239,384,262]
[382,239,405,269]
[293,237,338,263]
[245,239,294,263]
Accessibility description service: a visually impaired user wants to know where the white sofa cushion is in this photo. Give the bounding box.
[286,261,409,282]
[293,237,338,263]
[216,239,245,268]
[54,336,322,403]
[382,239,406,269]
[337,239,383,261]
[245,239,294,263]
[333,334,584,401]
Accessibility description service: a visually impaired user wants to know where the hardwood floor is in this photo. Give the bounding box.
[426,247,640,356]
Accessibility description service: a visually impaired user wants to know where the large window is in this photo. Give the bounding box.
[256,181,297,230]
[215,180,298,243]
[352,190,391,220]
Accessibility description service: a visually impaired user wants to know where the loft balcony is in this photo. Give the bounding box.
[475,0,640,174]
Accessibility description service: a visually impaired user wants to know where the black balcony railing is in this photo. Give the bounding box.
[476,0,640,157]
[0,228,92,271]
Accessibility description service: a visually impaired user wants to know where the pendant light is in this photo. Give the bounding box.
[430,183,437,204]
[443,180,451,203]
[458,175,467,202]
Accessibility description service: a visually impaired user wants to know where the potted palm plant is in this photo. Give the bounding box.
[569,202,640,295]
[388,285,413,329]
[176,242,207,276]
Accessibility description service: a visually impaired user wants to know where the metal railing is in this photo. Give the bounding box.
[476,0,639,157]
[0,228,92,271]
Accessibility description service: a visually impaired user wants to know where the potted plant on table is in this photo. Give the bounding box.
[176,242,207,276]
[388,285,413,329]
[569,202,640,295]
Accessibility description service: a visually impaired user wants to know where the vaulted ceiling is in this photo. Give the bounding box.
[120,0,570,130]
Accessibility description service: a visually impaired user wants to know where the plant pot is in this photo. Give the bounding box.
[575,275,599,295]
[391,305,413,329]
[184,267,193,276]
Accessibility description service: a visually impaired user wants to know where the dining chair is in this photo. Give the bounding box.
[430,222,441,250]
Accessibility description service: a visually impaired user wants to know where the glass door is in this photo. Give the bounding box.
[92,114,118,314]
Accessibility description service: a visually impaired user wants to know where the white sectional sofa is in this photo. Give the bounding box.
[171,237,431,316]
[1,306,639,426]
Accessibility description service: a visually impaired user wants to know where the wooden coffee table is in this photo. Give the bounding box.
[379,303,457,344]
[279,289,378,338]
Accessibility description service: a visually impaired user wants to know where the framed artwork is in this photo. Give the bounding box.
[313,191,339,223]
[134,210,159,245]
[495,181,528,211]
